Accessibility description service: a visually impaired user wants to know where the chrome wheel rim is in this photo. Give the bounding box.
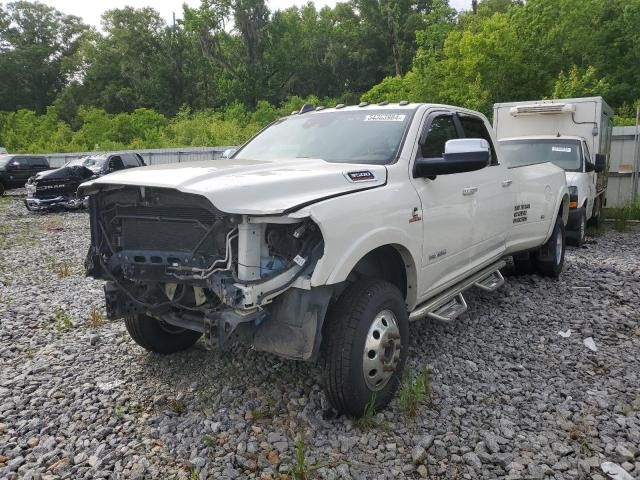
[555,230,563,264]
[363,309,402,391]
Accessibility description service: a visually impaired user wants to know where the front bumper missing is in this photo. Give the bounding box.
[24,195,87,211]
[158,308,266,351]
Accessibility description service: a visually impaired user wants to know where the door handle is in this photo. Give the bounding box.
[502,179,513,187]
[462,187,478,196]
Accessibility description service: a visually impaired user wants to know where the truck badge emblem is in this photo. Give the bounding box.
[409,208,421,223]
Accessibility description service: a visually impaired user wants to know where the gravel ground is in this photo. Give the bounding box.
[1,190,639,480]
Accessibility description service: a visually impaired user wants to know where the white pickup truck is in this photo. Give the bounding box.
[79,103,568,415]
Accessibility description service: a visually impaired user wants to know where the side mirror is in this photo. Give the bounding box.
[221,148,237,159]
[594,153,606,173]
[585,162,595,173]
[414,139,490,178]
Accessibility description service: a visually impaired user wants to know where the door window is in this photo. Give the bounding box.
[28,157,48,167]
[109,156,125,171]
[582,142,593,169]
[122,154,141,167]
[13,157,29,169]
[420,115,459,158]
[458,114,498,165]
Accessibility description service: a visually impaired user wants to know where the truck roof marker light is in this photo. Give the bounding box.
[358,102,369,107]
[315,106,326,111]
[379,101,389,106]
[336,103,346,109]
[399,100,409,106]
[510,103,576,116]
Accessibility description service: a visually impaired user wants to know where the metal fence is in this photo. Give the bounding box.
[44,146,235,168]
[608,126,640,207]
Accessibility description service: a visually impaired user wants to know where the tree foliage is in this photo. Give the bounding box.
[1,0,640,151]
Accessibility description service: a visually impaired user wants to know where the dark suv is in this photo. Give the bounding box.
[0,155,50,195]
[25,153,145,211]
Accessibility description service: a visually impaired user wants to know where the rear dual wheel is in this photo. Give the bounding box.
[512,214,565,278]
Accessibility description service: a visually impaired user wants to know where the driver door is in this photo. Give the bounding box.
[410,111,475,299]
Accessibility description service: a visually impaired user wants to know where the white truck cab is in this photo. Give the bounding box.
[493,97,613,246]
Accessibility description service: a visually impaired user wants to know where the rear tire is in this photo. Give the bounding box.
[124,314,202,354]
[322,279,408,416]
[0,182,5,196]
[535,215,565,278]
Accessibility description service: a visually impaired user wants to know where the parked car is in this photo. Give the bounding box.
[0,154,50,195]
[493,97,613,246]
[79,102,568,415]
[25,152,145,211]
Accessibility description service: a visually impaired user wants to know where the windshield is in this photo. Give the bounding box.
[235,109,413,165]
[500,139,582,171]
[66,156,107,170]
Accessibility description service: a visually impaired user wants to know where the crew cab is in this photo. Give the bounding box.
[0,154,50,195]
[25,152,145,211]
[79,103,568,415]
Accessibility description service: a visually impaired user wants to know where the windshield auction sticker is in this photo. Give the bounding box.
[552,146,572,152]
[364,114,406,122]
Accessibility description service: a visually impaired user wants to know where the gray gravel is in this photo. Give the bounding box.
[1,190,639,480]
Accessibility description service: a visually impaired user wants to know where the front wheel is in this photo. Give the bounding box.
[124,314,202,354]
[568,209,586,247]
[588,197,603,228]
[322,279,408,416]
[535,214,565,278]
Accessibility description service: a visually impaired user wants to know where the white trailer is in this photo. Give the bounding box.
[493,97,614,246]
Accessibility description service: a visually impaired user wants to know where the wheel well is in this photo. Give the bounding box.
[347,245,408,301]
[559,194,570,226]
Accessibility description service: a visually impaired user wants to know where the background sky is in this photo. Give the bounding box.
[35,0,471,28]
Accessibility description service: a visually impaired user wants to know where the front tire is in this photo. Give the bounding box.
[124,314,202,354]
[567,209,586,247]
[588,197,603,228]
[535,214,565,278]
[322,279,408,416]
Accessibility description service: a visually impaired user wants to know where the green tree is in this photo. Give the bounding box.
[0,2,87,113]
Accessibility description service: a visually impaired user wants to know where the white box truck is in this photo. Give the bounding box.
[493,97,613,246]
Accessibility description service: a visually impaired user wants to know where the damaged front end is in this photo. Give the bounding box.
[85,185,329,360]
[25,165,94,212]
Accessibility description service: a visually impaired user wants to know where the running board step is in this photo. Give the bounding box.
[426,293,468,322]
[475,270,504,292]
[409,260,506,323]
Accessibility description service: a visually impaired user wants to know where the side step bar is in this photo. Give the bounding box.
[409,260,506,322]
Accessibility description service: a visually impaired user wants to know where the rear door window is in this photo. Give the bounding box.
[122,154,141,167]
[458,114,498,165]
[28,157,49,167]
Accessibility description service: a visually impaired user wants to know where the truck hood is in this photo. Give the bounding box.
[79,158,387,215]
[30,165,95,183]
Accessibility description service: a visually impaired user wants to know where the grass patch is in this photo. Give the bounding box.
[170,398,185,415]
[87,306,106,328]
[44,255,75,278]
[189,467,200,480]
[53,307,73,331]
[202,435,216,447]
[291,434,326,480]
[398,366,431,417]
[353,393,378,431]
[606,200,640,232]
